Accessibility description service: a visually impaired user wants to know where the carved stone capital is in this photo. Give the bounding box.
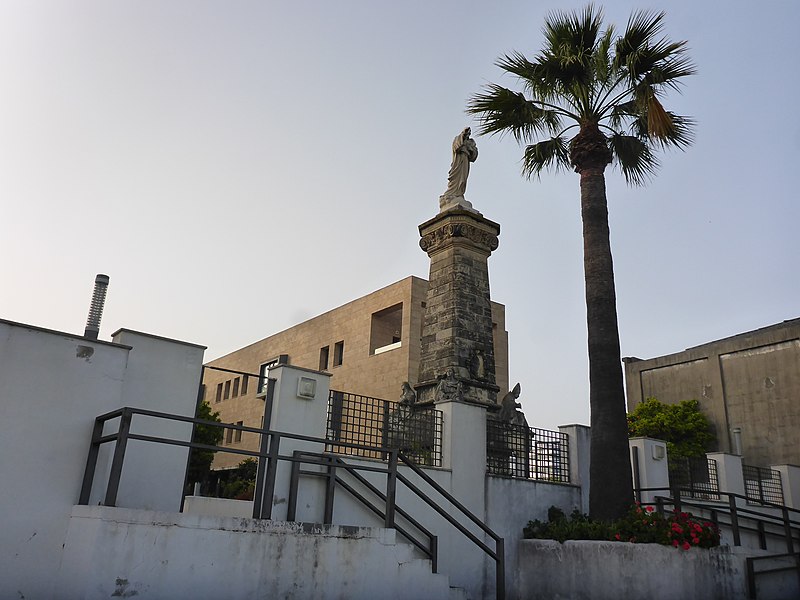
[419,219,499,255]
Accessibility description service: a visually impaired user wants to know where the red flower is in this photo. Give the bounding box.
[615,533,621,541]
[681,541,691,551]
[645,506,655,513]
[672,540,679,547]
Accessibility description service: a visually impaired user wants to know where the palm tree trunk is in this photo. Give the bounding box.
[579,165,634,520]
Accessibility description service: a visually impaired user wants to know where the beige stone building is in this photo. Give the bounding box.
[624,318,800,468]
[203,276,508,469]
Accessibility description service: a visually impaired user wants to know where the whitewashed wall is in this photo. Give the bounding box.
[0,320,203,600]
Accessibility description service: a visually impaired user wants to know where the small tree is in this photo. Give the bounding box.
[627,397,715,463]
[187,401,224,488]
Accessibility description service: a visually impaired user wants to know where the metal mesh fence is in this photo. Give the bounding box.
[669,456,720,500]
[486,418,570,483]
[743,464,785,505]
[326,390,443,467]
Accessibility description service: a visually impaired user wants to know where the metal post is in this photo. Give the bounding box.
[79,417,105,504]
[104,409,132,507]
[260,433,281,520]
[385,449,398,528]
[631,446,641,504]
[496,537,505,600]
[729,494,741,546]
[671,483,682,513]
[286,450,302,522]
[253,378,276,519]
[430,535,438,574]
[756,521,766,550]
[323,456,336,524]
[746,557,756,599]
[782,506,794,554]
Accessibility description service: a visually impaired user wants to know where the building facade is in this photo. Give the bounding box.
[624,318,800,468]
[203,275,509,470]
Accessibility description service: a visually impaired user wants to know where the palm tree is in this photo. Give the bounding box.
[468,5,694,520]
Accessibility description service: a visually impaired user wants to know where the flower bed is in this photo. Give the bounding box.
[523,504,720,549]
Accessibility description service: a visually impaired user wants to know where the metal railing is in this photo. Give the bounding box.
[326,390,443,467]
[669,456,720,500]
[486,418,570,483]
[743,464,785,506]
[635,485,800,599]
[79,403,505,599]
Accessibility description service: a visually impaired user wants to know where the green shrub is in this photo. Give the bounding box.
[524,505,720,550]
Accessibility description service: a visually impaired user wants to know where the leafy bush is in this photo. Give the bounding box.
[524,505,720,550]
[627,398,715,463]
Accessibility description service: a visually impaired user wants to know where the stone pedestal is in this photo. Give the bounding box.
[415,208,500,407]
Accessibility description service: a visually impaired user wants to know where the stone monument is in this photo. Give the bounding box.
[415,128,501,407]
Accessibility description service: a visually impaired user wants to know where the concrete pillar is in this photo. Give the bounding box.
[264,364,331,521]
[439,400,487,514]
[629,437,669,507]
[771,465,800,509]
[707,452,746,501]
[559,424,591,514]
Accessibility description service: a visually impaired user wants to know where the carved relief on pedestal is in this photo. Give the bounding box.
[419,221,499,255]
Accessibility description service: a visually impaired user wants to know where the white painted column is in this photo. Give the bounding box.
[629,437,670,507]
[771,465,800,509]
[559,424,591,514]
[707,452,746,504]
[438,400,487,514]
[264,364,331,521]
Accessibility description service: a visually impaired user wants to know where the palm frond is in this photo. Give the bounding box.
[467,84,564,142]
[522,137,571,178]
[592,26,615,89]
[609,133,659,185]
[613,9,666,72]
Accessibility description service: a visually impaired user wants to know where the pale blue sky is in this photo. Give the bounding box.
[1,1,797,429]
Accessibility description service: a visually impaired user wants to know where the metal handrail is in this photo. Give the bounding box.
[746,553,800,599]
[635,486,800,553]
[79,404,506,599]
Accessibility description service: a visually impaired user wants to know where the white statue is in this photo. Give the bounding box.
[440,127,479,213]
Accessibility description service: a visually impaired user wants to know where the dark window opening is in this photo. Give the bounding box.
[232,377,240,397]
[319,346,330,371]
[370,303,403,355]
[333,341,344,367]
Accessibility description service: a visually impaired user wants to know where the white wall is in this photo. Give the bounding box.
[0,320,203,600]
[58,506,458,600]
[517,539,798,600]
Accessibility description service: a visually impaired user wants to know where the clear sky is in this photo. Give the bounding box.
[1,1,797,430]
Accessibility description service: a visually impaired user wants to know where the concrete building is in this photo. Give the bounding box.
[202,275,509,470]
[624,318,800,468]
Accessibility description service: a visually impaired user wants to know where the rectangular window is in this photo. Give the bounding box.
[333,340,344,367]
[225,427,233,444]
[234,421,243,443]
[241,375,249,396]
[223,380,231,400]
[370,303,403,355]
[232,377,240,397]
[319,346,330,371]
[216,383,223,403]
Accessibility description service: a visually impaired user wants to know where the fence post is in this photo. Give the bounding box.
[385,448,398,528]
[104,408,133,507]
[324,456,336,524]
[782,506,794,554]
[729,494,741,546]
[261,433,281,520]
[79,417,105,504]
